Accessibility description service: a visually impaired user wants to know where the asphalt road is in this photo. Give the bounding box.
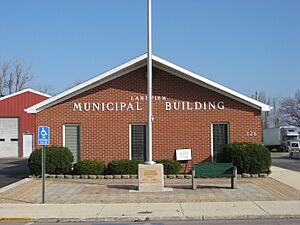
[6,218,300,225]
[271,152,300,172]
[0,158,29,188]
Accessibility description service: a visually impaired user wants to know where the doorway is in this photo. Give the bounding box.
[23,134,33,158]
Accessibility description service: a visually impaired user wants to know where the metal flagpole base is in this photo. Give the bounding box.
[144,160,156,165]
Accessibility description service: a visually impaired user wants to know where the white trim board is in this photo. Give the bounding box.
[25,54,270,113]
[0,88,51,102]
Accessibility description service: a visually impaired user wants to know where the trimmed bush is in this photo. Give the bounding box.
[73,160,105,175]
[222,142,271,174]
[106,160,142,175]
[156,159,181,175]
[28,146,73,176]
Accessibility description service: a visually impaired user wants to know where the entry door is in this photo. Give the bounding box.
[23,134,33,158]
[64,124,80,163]
[131,124,146,161]
[0,118,19,158]
[212,123,229,162]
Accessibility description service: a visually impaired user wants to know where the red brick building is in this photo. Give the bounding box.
[26,54,270,169]
[0,89,50,158]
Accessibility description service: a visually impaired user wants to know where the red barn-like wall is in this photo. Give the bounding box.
[0,89,50,157]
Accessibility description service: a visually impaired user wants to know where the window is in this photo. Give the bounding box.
[131,124,146,161]
[64,124,80,163]
[212,123,229,162]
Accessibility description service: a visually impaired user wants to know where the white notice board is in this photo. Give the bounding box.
[176,149,192,161]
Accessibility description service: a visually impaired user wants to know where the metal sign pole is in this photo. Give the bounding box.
[42,145,45,204]
[38,126,49,204]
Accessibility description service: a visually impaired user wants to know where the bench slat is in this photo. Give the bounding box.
[192,163,237,189]
[193,163,234,178]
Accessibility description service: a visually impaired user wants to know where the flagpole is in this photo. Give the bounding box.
[146,0,154,164]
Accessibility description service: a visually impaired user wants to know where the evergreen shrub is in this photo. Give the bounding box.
[156,159,181,174]
[73,160,105,175]
[222,142,271,174]
[106,160,142,175]
[28,146,73,175]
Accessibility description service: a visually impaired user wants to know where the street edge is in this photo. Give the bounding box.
[0,178,32,194]
[7,214,300,223]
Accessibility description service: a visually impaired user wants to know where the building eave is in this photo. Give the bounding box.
[152,55,270,112]
[26,54,148,113]
[26,53,270,114]
[0,88,51,103]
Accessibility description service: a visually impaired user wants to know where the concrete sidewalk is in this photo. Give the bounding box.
[0,201,300,222]
[270,166,300,191]
[1,177,299,204]
[1,166,300,222]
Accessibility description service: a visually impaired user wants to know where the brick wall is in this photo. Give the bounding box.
[36,66,262,170]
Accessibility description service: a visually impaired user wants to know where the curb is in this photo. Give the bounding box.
[0,217,32,222]
[0,178,32,193]
[25,214,300,223]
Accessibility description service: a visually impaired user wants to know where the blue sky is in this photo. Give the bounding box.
[1,0,299,98]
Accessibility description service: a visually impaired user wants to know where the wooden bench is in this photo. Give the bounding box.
[192,163,237,189]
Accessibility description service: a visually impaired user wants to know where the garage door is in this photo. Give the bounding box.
[0,118,19,158]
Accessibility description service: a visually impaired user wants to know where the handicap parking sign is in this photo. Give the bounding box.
[38,126,50,145]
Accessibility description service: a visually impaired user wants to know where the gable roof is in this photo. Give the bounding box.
[26,54,270,113]
[0,88,51,102]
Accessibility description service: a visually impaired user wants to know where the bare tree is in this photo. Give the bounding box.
[252,90,281,128]
[0,61,9,96]
[0,59,33,96]
[253,91,271,128]
[34,83,53,95]
[279,90,300,127]
[12,59,33,93]
[272,97,280,127]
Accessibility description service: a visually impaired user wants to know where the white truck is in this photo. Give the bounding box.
[263,126,300,152]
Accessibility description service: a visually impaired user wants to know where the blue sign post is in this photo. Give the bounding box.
[38,126,50,204]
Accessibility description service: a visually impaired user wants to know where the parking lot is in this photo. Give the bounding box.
[271,152,300,172]
[0,158,29,188]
